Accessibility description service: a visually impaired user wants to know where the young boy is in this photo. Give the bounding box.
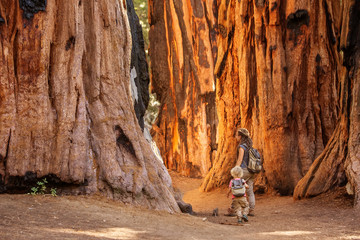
[227,166,250,224]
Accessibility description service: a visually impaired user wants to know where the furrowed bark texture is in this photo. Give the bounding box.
[149,0,217,177]
[202,0,340,194]
[294,0,360,207]
[0,0,179,212]
[149,0,359,200]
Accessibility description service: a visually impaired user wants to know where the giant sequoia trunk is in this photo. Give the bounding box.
[0,0,179,212]
[150,0,359,203]
[202,0,340,194]
[149,0,217,177]
[294,0,360,207]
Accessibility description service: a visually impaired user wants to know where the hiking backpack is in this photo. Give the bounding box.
[247,147,262,173]
[231,179,246,197]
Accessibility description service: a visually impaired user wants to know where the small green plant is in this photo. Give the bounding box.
[30,186,38,195]
[37,178,47,194]
[50,188,57,197]
[29,178,56,196]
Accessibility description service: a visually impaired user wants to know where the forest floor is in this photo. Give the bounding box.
[0,171,359,240]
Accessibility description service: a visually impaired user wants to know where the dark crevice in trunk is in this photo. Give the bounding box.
[115,125,136,157]
[203,1,217,61]
[13,29,19,114]
[48,42,57,118]
[343,2,360,137]
[4,129,11,172]
[315,53,329,147]
[74,87,80,119]
[269,45,277,81]
[216,25,234,78]
[205,92,217,152]
[246,7,256,125]
[216,48,229,78]
[324,1,337,45]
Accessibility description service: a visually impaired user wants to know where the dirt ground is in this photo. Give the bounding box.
[1,172,359,240]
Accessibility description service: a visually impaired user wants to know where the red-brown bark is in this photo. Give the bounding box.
[203,0,339,194]
[294,0,360,207]
[0,0,179,212]
[149,0,217,177]
[149,0,359,201]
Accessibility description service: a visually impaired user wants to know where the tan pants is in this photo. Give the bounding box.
[231,196,249,218]
[242,168,255,210]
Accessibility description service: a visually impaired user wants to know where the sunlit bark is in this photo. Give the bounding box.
[294,0,360,207]
[202,0,339,195]
[149,0,217,177]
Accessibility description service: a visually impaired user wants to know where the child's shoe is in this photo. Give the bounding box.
[242,215,248,222]
[237,218,242,224]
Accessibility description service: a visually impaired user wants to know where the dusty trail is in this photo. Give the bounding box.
[0,172,359,240]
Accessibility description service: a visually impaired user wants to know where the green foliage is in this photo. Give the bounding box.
[30,187,38,195]
[50,188,57,197]
[29,178,57,196]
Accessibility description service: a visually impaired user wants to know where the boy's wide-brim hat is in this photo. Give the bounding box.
[238,128,250,137]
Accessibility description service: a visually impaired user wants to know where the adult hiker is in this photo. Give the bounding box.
[234,128,256,216]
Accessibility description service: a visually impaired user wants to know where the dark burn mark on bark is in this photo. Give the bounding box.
[126,0,150,130]
[19,0,47,19]
[269,45,277,75]
[286,10,309,46]
[65,36,76,51]
[115,125,136,156]
[316,54,321,63]
[0,13,5,23]
[286,10,309,29]
[271,2,278,12]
